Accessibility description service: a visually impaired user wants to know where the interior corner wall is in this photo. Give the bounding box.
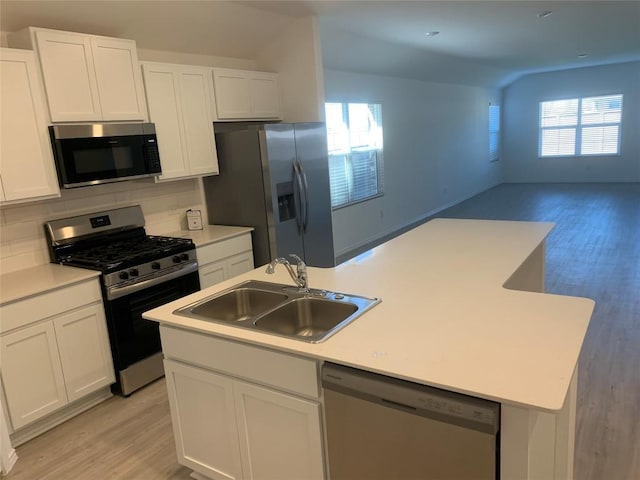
[255,16,325,122]
[502,62,640,182]
[324,69,503,258]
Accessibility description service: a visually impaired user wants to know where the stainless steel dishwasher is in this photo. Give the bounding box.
[322,363,500,480]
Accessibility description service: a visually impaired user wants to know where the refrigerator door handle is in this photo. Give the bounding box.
[297,160,310,233]
[292,161,304,234]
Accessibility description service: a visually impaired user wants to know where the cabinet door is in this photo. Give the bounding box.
[164,360,243,480]
[234,380,325,480]
[178,67,219,176]
[213,69,251,119]
[34,30,101,121]
[0,49,60,202]
[142,64,189,180]
[53,304,115,403]
[227,252,254,280]
[0,322,68,430]
[91,37,146,121]
[249,73,280,119]
[199,259,228,290]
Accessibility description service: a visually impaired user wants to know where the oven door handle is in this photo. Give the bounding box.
[106,262,199,300]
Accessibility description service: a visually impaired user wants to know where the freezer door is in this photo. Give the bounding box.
[262,124,305,261]
[294,123,335,267]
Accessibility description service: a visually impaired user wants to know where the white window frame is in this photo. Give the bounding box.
[539,94,623,158]
[325,102,384,209]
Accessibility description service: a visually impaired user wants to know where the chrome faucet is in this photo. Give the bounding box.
[266,254,308,291]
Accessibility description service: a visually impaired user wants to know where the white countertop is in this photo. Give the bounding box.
[0,264,100,306]
[144,218,594,412]
[166,225,254,248]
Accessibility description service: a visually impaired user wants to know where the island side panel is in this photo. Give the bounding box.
[501,367,578,480]
[503,241,545,293]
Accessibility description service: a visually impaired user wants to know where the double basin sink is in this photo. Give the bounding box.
[174,280,380,343]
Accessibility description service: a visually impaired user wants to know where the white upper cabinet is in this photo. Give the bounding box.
[212,68,281,120]
[8,27,146,122]
[142,62,219,181]
[0,48,60,204]
[88,36,147,121]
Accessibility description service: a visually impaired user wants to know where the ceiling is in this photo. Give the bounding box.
[1,1,639,87]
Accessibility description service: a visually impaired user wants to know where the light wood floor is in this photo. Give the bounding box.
[6,182,639,480]
[5,379,192,480]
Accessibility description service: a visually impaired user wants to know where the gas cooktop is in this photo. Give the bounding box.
[57,234,195,272]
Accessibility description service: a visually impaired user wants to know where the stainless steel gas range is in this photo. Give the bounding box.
[45,205,200,396]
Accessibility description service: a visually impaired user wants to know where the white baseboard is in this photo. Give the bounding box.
[190,472,211,480]
[1,448,18,475]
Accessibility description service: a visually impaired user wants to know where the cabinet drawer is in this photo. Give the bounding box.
[0,280,102,333]
[160,325,320,398]
[196,234,252,265]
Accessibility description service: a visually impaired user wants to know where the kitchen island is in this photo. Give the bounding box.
[144,218,594,480]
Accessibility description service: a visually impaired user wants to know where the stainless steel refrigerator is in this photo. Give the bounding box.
[203,122,335,268]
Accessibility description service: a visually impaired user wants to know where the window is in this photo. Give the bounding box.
[489,104,500,162]
[325,102,384,208]
[539,94,623,157]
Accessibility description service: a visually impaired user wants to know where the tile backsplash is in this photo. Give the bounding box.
[0,178,205,274]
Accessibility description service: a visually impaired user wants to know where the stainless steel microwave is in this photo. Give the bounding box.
[49,123,162,188]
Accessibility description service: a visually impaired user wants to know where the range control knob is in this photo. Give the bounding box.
[151,262,161,270]
[129,268,139,277]
[172,255,182,264]
[180,253,189,261]
[119,271,129,280]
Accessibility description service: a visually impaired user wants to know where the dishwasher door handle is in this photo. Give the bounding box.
[381,398,418,412]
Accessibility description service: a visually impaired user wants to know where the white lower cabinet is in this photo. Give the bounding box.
[197,234,254,290]
[164,360,243,480]
[0,322,67,430]
[52,304,115,403]
[234,381,324,480]
[161,326,325,480]
[164,359,324,480]
[0,280,115,432]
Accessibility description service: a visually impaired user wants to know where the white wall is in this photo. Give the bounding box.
[256,17,325,122]
[0,178,205,274]
[137,47,256,70]
[502,62,640,182]
[324,69,502,257]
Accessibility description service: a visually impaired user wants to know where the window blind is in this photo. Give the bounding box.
[325,102,384,208]
[489,105,500,162]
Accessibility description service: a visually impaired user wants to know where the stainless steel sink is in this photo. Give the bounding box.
[189,287,288,322]
[253,297,359,341]
[174,280,380,343]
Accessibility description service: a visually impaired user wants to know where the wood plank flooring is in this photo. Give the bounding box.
[4,378,192,479]
[6,182,639,480]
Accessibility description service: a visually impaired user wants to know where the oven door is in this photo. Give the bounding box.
[104,271,199,394]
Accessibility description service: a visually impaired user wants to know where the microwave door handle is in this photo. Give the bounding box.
[297,160,310,233]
